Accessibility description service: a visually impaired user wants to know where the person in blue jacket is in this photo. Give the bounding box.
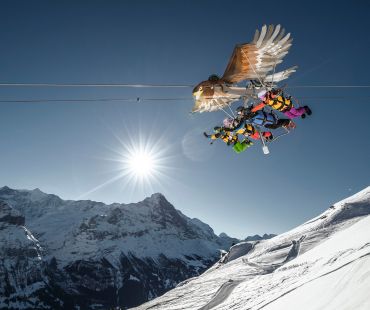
[235,106,295,130]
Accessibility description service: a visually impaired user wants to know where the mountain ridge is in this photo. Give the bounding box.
[0,186,240,309]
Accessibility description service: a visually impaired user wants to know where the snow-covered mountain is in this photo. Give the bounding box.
[0,186,237,309]
[244,233,276,242]
[133,186,370,310]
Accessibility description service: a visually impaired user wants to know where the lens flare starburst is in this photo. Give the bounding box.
[127,151,155,177]
[112,131,170,197]
[120,141,162,186]
[78,124,177,200]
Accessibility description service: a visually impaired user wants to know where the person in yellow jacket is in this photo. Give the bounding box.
[203,126,253,149]
[235,123,273,142]
[252,88,312,119]
[203,126,238,145]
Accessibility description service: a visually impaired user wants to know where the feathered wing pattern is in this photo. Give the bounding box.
[264,66,298,83]
[222,24,293,83]
[192,97,238,113]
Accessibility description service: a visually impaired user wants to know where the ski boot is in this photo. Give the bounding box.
[304,106,312,115]
[283,120,296,130]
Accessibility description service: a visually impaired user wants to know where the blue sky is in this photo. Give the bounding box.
[0,0,369,238]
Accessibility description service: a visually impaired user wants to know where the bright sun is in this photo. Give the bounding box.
[77,128,175,200]
[128,151,155,177]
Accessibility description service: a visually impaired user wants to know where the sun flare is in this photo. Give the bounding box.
[113,130,172,195]
[128,151,155,177]
[77,126,178,200]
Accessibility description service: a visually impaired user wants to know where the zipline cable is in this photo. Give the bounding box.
[0,83,369,88]
[0,96,370,104]
[287,85,370,88]
[0,97,191,103]
[0,83,194,88]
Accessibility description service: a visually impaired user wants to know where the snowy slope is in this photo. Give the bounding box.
[0,186,238,309]
[132,186,370,310]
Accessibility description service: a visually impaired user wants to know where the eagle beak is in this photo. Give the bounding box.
[193,89,203,100]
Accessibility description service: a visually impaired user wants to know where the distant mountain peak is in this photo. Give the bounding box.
[244,233,276,242]
[219,232,229,238]
[143,193,178,215]
[145,192,168,204]
[28,187,49,201]
[0,185,15,194]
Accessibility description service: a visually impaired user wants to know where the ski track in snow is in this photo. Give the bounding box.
[242,235,305,273]
[255,251,370,310]
[198,279,243,310]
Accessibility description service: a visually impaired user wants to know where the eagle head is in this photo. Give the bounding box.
[192,75,222,100]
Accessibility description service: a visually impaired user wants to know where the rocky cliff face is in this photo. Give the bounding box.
[0,187,237,310]
[0,201,45,310]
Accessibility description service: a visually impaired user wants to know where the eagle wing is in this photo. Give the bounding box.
[192,97,238,113]
[222,25,292,84]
